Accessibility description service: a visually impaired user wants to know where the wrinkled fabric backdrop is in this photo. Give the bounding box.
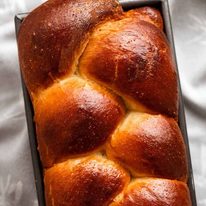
[0,0,205,205]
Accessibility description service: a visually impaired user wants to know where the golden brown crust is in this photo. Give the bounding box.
[107,113,188,181]
[124,7,163,30]
[79,9,178,118]
[18,0,123,94]
[110,178,192,206]
[35,77,125,168]
[44,155,130,206]
[17,1,191,205]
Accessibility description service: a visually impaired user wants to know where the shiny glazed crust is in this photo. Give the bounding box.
[80,9,177,118]
[107,113,188,181]
[18,0,123,94]
[110,179,191,206]
[44,155,130,206]
[35,76,125,168]
[17,0,192,205]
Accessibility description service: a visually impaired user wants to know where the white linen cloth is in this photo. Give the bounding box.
[0,0,205,205]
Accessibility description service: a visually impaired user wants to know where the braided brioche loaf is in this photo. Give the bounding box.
[17,0,192,205]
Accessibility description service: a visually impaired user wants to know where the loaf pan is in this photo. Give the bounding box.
[15,0,197,205]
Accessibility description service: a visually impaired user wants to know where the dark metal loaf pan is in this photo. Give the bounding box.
[15,0,197,205]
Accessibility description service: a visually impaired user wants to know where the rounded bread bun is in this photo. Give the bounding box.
[35,76,125,167]
[110,178,191,206]
[44,155,130,206]
[79,8,178,118]
[107,113,188,181]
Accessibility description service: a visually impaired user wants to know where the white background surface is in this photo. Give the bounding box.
[0,0,205,205]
